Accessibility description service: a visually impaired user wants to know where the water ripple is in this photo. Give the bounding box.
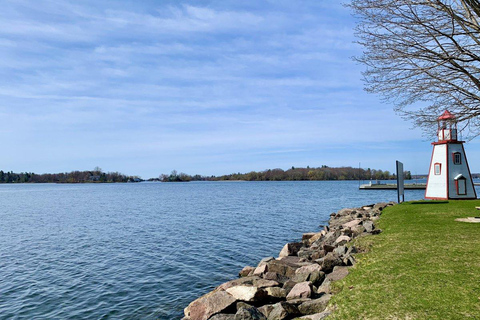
[0,181,430,319]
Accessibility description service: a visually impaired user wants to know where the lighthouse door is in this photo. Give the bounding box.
[455,175,467,195]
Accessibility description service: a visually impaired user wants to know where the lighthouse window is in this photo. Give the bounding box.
[453,152,462,165]
[434,163,441,175]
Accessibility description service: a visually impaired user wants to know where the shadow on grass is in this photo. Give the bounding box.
[410,200,449,205]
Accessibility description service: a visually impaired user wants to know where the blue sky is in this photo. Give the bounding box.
[1,0,478,178]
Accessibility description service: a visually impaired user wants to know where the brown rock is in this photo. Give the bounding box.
[298,294,332,315]
[286,281,313,300]
[320,252,342,273]
[185,290,236,320]
[279,242,303,258]
[265,287,287,299]
[258,304,275,318]
[253,264,268,276]
[267,302,300,320]
[342,219,362,229]
[325,266,349,282]
[253,279,280,288]
[209,314,236,320]
[239,266,255,277]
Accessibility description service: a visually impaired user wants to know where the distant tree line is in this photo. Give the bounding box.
[0,168,142,183]
[158,166,412,182]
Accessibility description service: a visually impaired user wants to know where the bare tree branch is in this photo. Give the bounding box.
[348,0,480,138]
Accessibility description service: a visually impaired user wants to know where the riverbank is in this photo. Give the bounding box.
[328,200,480,319]
[183,202,395,320]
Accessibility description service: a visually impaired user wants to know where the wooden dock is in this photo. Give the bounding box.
[359,183,426,190]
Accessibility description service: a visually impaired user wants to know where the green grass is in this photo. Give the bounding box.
[329,200,480,320]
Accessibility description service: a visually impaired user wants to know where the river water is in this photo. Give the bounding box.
[0,181,428,319]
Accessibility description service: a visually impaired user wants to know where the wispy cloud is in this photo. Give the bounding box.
[0,0,432,177]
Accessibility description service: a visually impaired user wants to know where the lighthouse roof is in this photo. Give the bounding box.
[438,110,456,120]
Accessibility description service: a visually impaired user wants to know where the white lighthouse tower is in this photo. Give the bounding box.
[425,110,477,200]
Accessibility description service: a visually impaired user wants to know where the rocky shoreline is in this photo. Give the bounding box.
[183,202,395,320]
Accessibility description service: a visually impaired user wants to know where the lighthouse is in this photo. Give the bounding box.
[425,110,477,200]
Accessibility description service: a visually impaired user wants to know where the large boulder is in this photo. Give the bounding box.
[235,306,267,320]
[226,286,268,302]
[185,290,236,320]
[334,235,351,246]
[217,276,261,291]
[286,281,313,300]
[293,264,325,286]
[363,220,374,233]
[267,302,300,320]
[325,266,349,282]
[265,259,300,278]
[342,219,362,229]
[253,279,280,288]
[298,294,332,315]
[319,252,343,273]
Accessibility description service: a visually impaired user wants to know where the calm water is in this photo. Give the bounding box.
[0,181,428,319]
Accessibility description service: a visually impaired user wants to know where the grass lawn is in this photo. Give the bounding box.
[329,200,480,320]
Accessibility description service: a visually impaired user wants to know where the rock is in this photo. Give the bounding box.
[260,257,275,264]
[237,301,253,310]
[263,272,288,284]
[258,304,275,318]
[267,302,300,320]
[298,294,332,315]
[210,314,236,320]
[253,279,280,288]
[351,225,366,237]
[279,242,303,258]
[226,286,267,302]
[306,232,325,246]
[297,311,331,320]
[335,235,351,246]
[325,266,349,282]
[265,287,287,299]
[235,306,267,320]
[333,246,347,256]
[293,264,325,286]
[322,244,335,253]
[372,229,382,235]
[254,264,268,276]
[286,281,313,300]
[317,279,331,294]
[185,290,236,320]
[217,276,261,291]
[320,252,342,273]
[239,266,255,277]
[266,259,300,278]
[337,208,356,217]
[342,219,362,229]
[302,233,317,241]
[363,220,374,233]
[282,280,297,293]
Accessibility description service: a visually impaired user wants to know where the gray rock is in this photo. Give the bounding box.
[258,304,275,318]
[334,235,351,246]
[210,314,236,320]
[185,290,236,320]
[266,259,300,278]
[235,306,267,320]
[263,272,288,284]
[298,294,332,315]
[320,252,342,273]
[325,266,349,282]
[363,220,374,233]
[333,246,347,256]
[267,302,300,320]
